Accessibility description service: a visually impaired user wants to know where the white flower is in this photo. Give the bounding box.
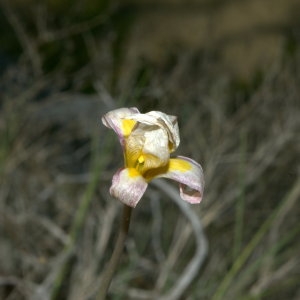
[102,107,204,207]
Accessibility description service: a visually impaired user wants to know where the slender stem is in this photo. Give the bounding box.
[97,204,132,300]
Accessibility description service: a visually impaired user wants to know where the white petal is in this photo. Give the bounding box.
[110,168,148,207]
[147,111,180,151]
[101,107,140,146]
[126,111,180,152]
[158,156,204,203]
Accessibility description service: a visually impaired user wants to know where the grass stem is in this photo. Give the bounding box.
[97,204,132,300]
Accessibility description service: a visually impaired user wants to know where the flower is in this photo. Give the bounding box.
[102,107,204,207]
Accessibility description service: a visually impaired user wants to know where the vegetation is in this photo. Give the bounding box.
[0,1,299,299]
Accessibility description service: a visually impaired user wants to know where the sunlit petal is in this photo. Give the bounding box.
[110,168,148,207]
[158,156,204,203]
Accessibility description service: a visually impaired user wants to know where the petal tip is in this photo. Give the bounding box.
[180,184,203,204]
[110,168,148,208]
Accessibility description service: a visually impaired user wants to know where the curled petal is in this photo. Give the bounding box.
[110,168,148,207]
[158,156,204,203]
[126,111,180,152]
[146,111,180,151]
[101,107,140,146]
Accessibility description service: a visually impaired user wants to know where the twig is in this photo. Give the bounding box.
[37,4,116,44]
[97,204,133,300]
[211,176,300,300]
[150,191,166,263]
[153,179,208,300]
[155,223,192,292]
[128,180,208,300]
[0,1,42,76]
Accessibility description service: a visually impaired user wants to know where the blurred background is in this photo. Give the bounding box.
[0,0,299,299]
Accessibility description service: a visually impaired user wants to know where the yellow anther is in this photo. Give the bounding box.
[138,155,145,164]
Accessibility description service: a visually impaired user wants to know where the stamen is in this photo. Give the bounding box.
[138,155,145,164]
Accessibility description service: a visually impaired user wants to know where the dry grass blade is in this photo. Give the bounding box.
[211,176,300,300]
[0,1,299,299]
[129,179,208,300]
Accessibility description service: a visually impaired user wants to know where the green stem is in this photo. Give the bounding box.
[97,204,132,300]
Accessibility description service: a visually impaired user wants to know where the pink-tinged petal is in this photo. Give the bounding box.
[101,107,140,146]
[110,168,148,207]
[158,156,204,203]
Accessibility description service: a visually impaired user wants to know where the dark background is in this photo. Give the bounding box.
[0,0,299,299]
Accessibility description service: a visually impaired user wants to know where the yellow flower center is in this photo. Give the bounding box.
[128,168,141,178]
[127,156,146,178]
[122,119,185,181]
[125,149,165,179]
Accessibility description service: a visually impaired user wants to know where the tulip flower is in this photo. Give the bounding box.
[102,107,204,207]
